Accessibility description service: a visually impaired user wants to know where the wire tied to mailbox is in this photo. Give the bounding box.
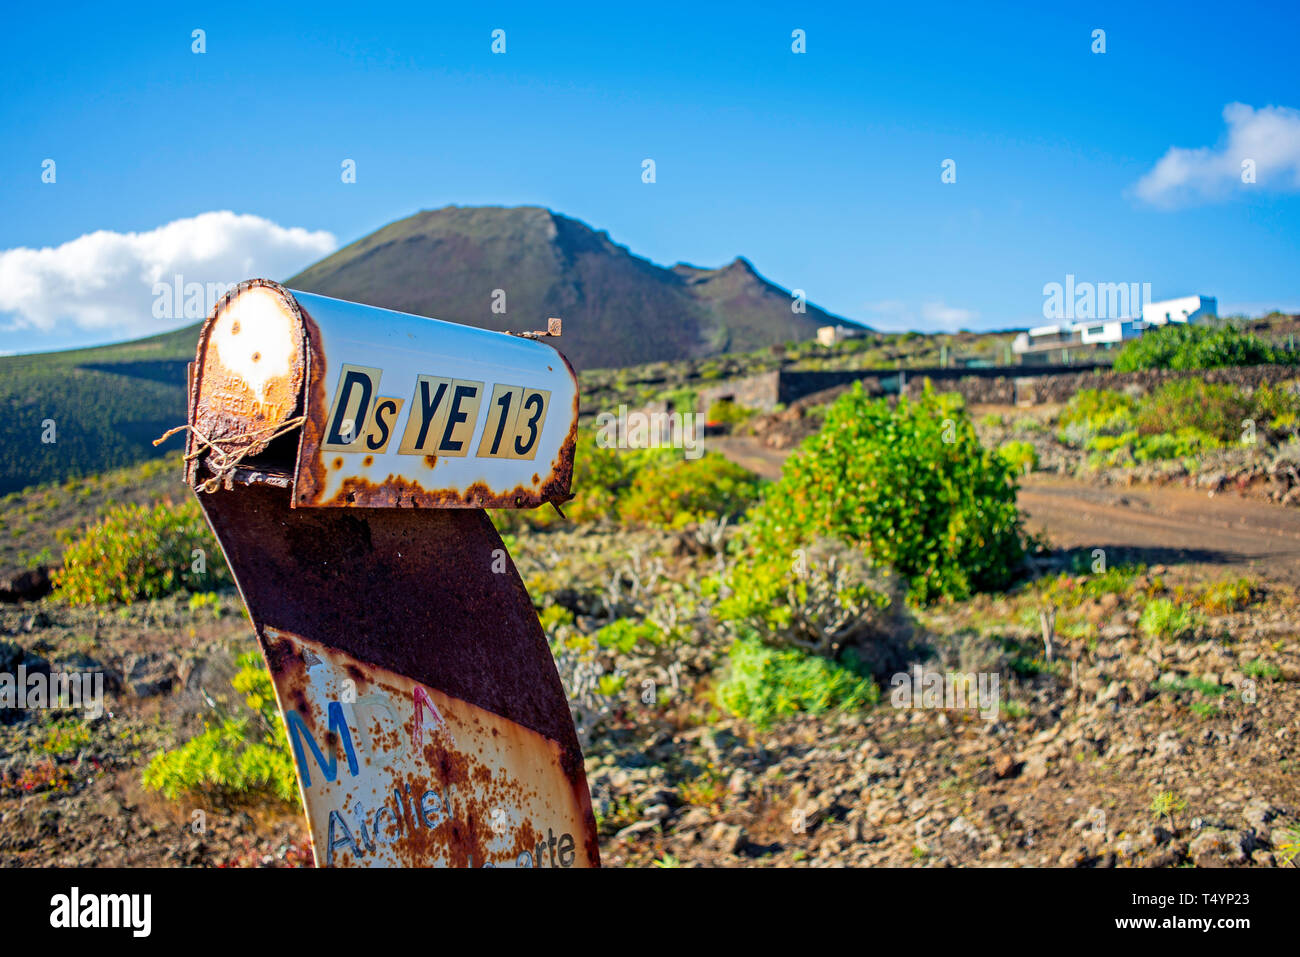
[154,416,307,493]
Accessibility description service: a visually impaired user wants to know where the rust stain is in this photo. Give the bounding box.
[200,483,590,771]
[250,624,598,868]
[191,279,307,464]
[293,298,332,508]
[323,475,571,511]
[423,455,437,469]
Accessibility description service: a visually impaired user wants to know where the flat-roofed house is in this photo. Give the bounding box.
[1141,295,1217,326]
[1013,294,1217,364]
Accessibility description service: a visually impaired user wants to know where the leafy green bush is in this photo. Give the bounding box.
[1063,380,1300,462]
[706,399,753,426]
[55,498,230,605]
[491,430,761,531]
[1135,379,1252,444]
[592,617,666,654]
[998,440,1038,474]
[716,632,879,728]
[142,651,297,803]
[1194,578,1257,614]
[734,383,1024,603]
[1084,427,1223,467]
[1114,321,1295,372]
[1138,598,1201,641]
[1058,389,1136,447]
[489,429,655,531]
[1252,382,1300,436]
[617,453,763,528]
[1059,389,1137,431]
[713,536,898,665]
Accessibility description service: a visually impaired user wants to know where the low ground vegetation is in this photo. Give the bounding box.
[2,361,1297,867]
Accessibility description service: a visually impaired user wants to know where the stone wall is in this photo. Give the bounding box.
[696,371,781,415]
[900,363,1300,406]
[694,361,1300,417]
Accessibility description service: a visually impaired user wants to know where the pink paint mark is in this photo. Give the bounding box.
[412,685,448,749]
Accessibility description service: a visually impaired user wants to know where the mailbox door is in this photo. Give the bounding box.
[199,483,599,868]
[289,289,579,510]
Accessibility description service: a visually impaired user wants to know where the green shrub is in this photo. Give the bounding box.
[1194,578,1257,614]
[1138,598,1201,641]
[1131,428,1221,462]
[735,383,1024,603]
[617,453,763,528]
[489,429,653,531]
[998,440,1038,474]
[706,399,753,426]
[491,429,760,531]
[716,633,879,728]
[142,651,297,803]
[1059,389,1136,433]
[55,498,230,605]
[1114,321,1295,372]
[713,536,896,660]
[41,718,93,755]
[592,617,666,654]
[1253,382,1300,437]
[1135,379,1252,444]
[1242,659,1281,681]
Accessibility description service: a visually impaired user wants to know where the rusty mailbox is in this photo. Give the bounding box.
[182,279,598,867]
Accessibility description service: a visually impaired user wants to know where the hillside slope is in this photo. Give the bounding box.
[0,327,197,494]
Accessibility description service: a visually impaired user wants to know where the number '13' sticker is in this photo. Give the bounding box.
[477,385,551,461]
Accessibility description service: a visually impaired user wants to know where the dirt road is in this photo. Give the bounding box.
[1018,476,1300,583]
[712,435,1300,584]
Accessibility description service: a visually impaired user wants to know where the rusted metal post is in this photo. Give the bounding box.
[185,280,598,867]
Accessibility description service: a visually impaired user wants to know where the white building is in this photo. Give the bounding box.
[1141,295,1217,327]
[1013,294,1217,363]
[817,324,866,347]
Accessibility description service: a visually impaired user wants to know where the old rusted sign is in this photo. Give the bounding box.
[183,280,598,867]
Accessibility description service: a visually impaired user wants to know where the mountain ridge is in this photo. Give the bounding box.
[285,205,862,369]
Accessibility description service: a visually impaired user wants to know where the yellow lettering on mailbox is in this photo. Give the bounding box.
[322,364,384,452]
[364,397,405,454]
[435,380,484,457]
[476,384,524,459]
[398,376,453,455]
[505,388,550,460]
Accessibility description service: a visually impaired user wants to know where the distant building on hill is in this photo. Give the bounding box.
[816,324,867,347]
[1142,295,1218,327]
[1012,295,1217,365]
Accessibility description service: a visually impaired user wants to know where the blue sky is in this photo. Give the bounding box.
[2,0,1298,354]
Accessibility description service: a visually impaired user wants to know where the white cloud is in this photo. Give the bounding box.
[1134,103,1300,208]
[0,211,336,338]
[862,299,980,332]
[920,301,979,331]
